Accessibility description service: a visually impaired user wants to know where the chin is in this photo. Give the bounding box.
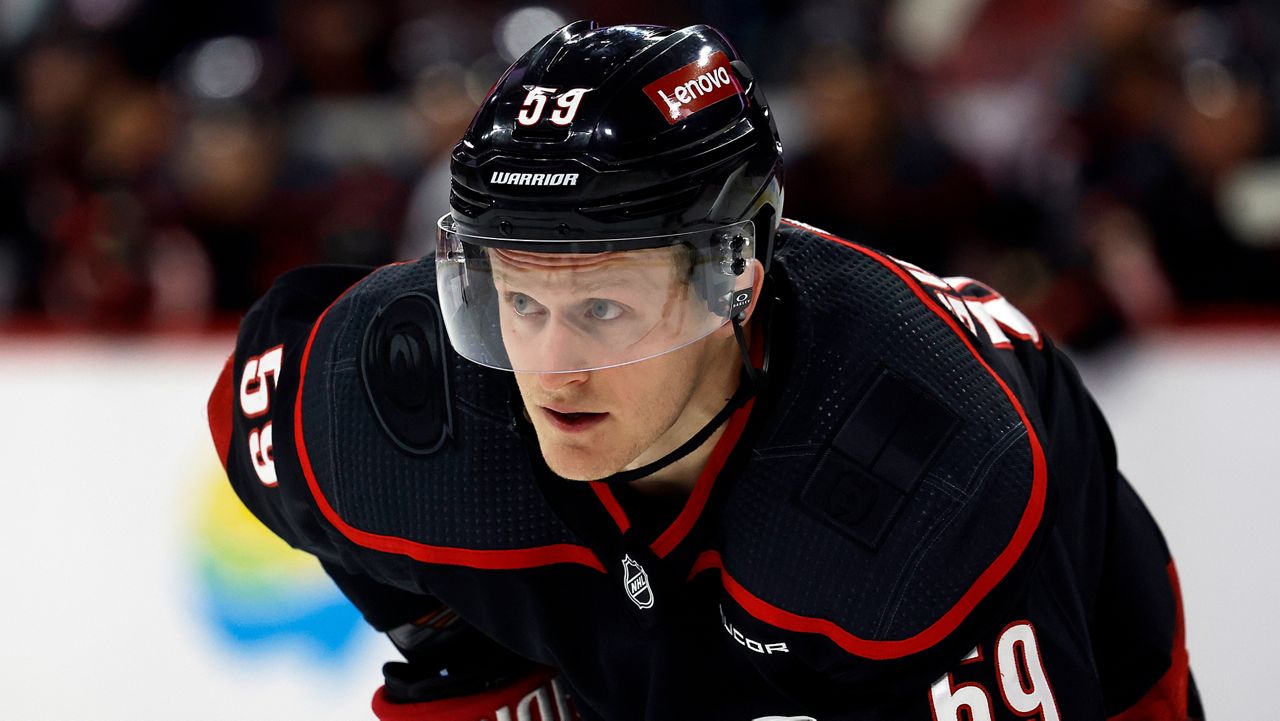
[541,443,626,481]
[544,453,617,481]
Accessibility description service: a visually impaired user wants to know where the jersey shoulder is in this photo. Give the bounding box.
[209,258,596,586]
[709,220,1059,689]
[291,258,588,569]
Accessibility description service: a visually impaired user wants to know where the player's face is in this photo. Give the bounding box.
[489,247,698,373]
[513,333,733,480]
[492,248,736,480]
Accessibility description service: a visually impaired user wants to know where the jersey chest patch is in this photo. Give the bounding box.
[622,554,655,609]
[799,369,960,549]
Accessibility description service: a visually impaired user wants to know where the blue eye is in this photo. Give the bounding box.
[589,299,623,320]
[511,293,538,316]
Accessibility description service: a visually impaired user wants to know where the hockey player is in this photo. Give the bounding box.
[208,21,1203,721]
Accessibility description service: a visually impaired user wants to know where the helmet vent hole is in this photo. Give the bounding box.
[512,127,571,143]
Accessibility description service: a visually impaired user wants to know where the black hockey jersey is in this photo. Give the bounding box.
[208,221,1201,720]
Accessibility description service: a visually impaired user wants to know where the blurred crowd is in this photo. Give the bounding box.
[3,0,1280,346]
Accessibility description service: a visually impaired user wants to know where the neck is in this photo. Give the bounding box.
[624,328,748,496]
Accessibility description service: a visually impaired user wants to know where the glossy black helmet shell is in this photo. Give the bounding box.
[448,21,784,268]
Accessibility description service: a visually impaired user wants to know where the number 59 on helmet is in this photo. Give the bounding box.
[436,21,784,374]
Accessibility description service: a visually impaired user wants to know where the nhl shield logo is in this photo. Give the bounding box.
[622,555,654,609]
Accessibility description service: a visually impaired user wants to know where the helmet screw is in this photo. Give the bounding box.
[499,220,513,236]
[557,223,571,236]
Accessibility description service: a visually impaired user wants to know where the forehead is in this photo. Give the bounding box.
[489,247,682,290]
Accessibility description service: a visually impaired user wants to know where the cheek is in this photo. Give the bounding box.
[512,372,538,406]
[604,361,694,430]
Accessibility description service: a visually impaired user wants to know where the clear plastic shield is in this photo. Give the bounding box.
[436,215,757,373]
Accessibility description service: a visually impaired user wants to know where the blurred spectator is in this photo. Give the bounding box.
[400,62,478,259]
[168,107,281,311]
[3,0,1280,344]
[5,34,214,329]
[278,0,396,97]
[784,46,1002,276]
[1066,0,1280,325]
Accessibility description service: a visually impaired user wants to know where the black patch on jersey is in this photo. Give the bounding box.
[801,369,959,549]
[719,224,1040,653]
[361,292,453,455]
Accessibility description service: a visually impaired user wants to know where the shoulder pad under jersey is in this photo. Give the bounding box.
[291,259,602,582]
[704,220,1052,685]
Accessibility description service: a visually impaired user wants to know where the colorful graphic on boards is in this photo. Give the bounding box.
[192,467,370,663]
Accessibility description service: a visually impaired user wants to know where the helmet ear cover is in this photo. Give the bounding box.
[361,292,454,455]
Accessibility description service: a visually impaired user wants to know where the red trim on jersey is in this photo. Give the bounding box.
[652,396,755,558]
[207,352,235,468]
[591,484,631,534]
[1107,561,1190,721]
[688,549,719,578]
[948,277,999,301]
[293,268,607,574]
[684,220,1051,660]
[371,668,561,721]
[648,329,762,559]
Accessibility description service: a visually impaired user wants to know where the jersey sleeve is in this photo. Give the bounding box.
[206,264,584,719]
[770,241,1195,716]
[207,265,373,566]
[205,264,526,633]
[927,277,1202,720]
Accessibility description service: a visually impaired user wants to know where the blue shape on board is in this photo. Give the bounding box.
[196,559,369,664]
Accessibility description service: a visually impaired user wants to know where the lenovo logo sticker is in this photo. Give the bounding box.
[643,51,742,125]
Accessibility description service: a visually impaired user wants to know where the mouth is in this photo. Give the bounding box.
[541,406,609,433]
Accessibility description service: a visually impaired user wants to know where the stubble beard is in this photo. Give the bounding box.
[522,369,701,483]
[520,334,734,483]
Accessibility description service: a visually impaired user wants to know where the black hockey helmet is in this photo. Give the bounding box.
[437,21,784,374]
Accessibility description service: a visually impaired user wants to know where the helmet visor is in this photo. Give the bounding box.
[436,215,757,373]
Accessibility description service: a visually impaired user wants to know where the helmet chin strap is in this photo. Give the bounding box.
[595,308,770,486]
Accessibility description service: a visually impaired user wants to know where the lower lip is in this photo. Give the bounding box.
[542,408,608,433]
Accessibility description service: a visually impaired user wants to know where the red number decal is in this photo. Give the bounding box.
[248,424,276,487]
[549,88,587,126]
[516,86,554,126]
[930,672,995,721]
[239,345,283,418]
[517,86,588,126]
[240,344,283,487]
[995,622,1060,721]
[929,622,1060,721]
[945,278,1042,349]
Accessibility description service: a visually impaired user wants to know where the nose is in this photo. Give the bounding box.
[536,367,590,392]
[515,313,598,373]
[526,316,593,390]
